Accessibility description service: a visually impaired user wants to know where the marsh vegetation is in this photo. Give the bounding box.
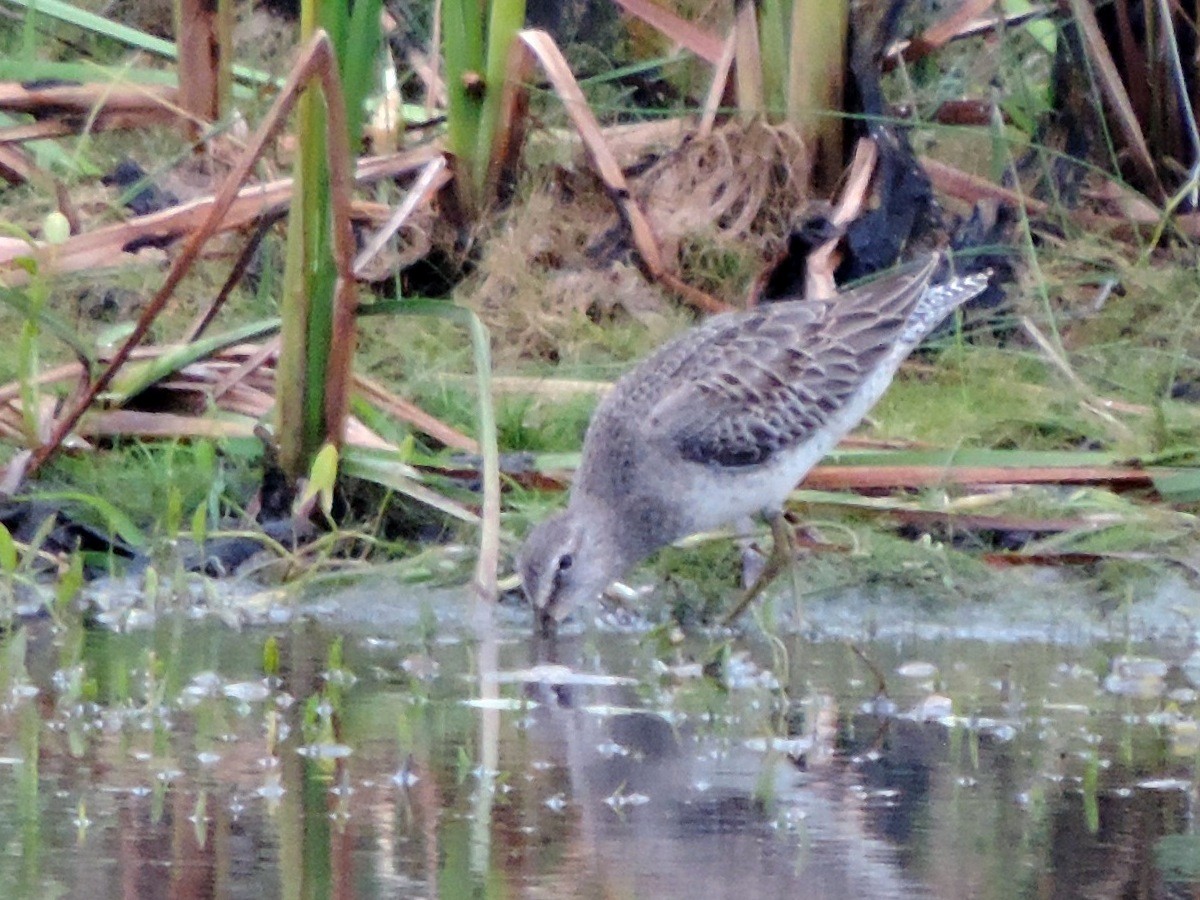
[0,0,1199,895]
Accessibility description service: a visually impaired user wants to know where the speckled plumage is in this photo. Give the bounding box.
[519,255,990,625]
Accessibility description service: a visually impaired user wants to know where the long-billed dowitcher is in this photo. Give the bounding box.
[518,254,990,630]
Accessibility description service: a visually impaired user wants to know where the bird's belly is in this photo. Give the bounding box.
[673,440,826,531]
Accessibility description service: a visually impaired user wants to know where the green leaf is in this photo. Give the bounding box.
[327,635,344,671]
[195,440,217,482]
[0,282,96,362]
[302,443,340,519]
[19,511,58,574]
[262,635,280,677]
[190,502,209,548]
[1001,0,1057,54]
[0,628,27,693]
[1150,468,1200,503]
[362,297,501,596]
[0,524,17,574]
[340,0,383,143]
[143,566,159,605]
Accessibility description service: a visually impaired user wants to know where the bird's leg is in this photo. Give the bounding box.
[721,511,796,626]
[735,515,766,589]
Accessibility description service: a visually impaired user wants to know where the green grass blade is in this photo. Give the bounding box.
[822,448,1126,468]
[105,319,281,402]
[0,524,17,573]
[0,0,276,87]
[0,58,177,86]
[275,136,311,477]
[340,446,478,524]
[340,0,383,144]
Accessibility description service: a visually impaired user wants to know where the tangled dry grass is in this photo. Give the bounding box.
[465,119,812,359]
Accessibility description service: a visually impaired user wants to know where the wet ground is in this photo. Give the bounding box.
[1,570,1199,899]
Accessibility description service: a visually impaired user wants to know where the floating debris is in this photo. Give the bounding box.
[256,777,285,801]
[296,743,353,760]
[595,741,629,759]
[224,681,272,703]
[1103,656,1168,698]
[391,767,420,788]
[1137,778,1192,792]
[484,664,637,686]
[909,694,954,721]
[462,697,533,711]
[604,789,650,809]
[745,736,813,757]
[897,661,939,679]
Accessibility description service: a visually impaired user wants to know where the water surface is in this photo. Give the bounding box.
[0,574,1196,898]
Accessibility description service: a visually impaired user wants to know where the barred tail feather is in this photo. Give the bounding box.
[900,271,992,345]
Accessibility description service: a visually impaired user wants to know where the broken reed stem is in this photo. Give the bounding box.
[312,36,361,455]
[514,29,726,314]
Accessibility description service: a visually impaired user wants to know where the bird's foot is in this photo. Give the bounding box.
[721,512,797,626]
[739,542,768,590]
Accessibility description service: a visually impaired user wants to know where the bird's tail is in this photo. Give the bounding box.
[901,270,992,345]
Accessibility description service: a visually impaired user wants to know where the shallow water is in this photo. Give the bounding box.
[1,575,1199,899]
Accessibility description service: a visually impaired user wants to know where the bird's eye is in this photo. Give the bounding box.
[558,553,574,572]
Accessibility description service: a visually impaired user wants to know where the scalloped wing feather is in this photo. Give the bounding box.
[645,257,983,469]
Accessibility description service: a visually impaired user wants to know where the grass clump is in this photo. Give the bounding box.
[494,395,597,454]
[649,539,745,625]
[800,527,997,608]
[872,347,1069,449]
[41,439,258,534]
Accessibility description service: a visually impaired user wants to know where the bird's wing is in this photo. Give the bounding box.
[648,259,939,468]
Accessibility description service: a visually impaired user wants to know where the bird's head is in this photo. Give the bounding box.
[517,498,625,628]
